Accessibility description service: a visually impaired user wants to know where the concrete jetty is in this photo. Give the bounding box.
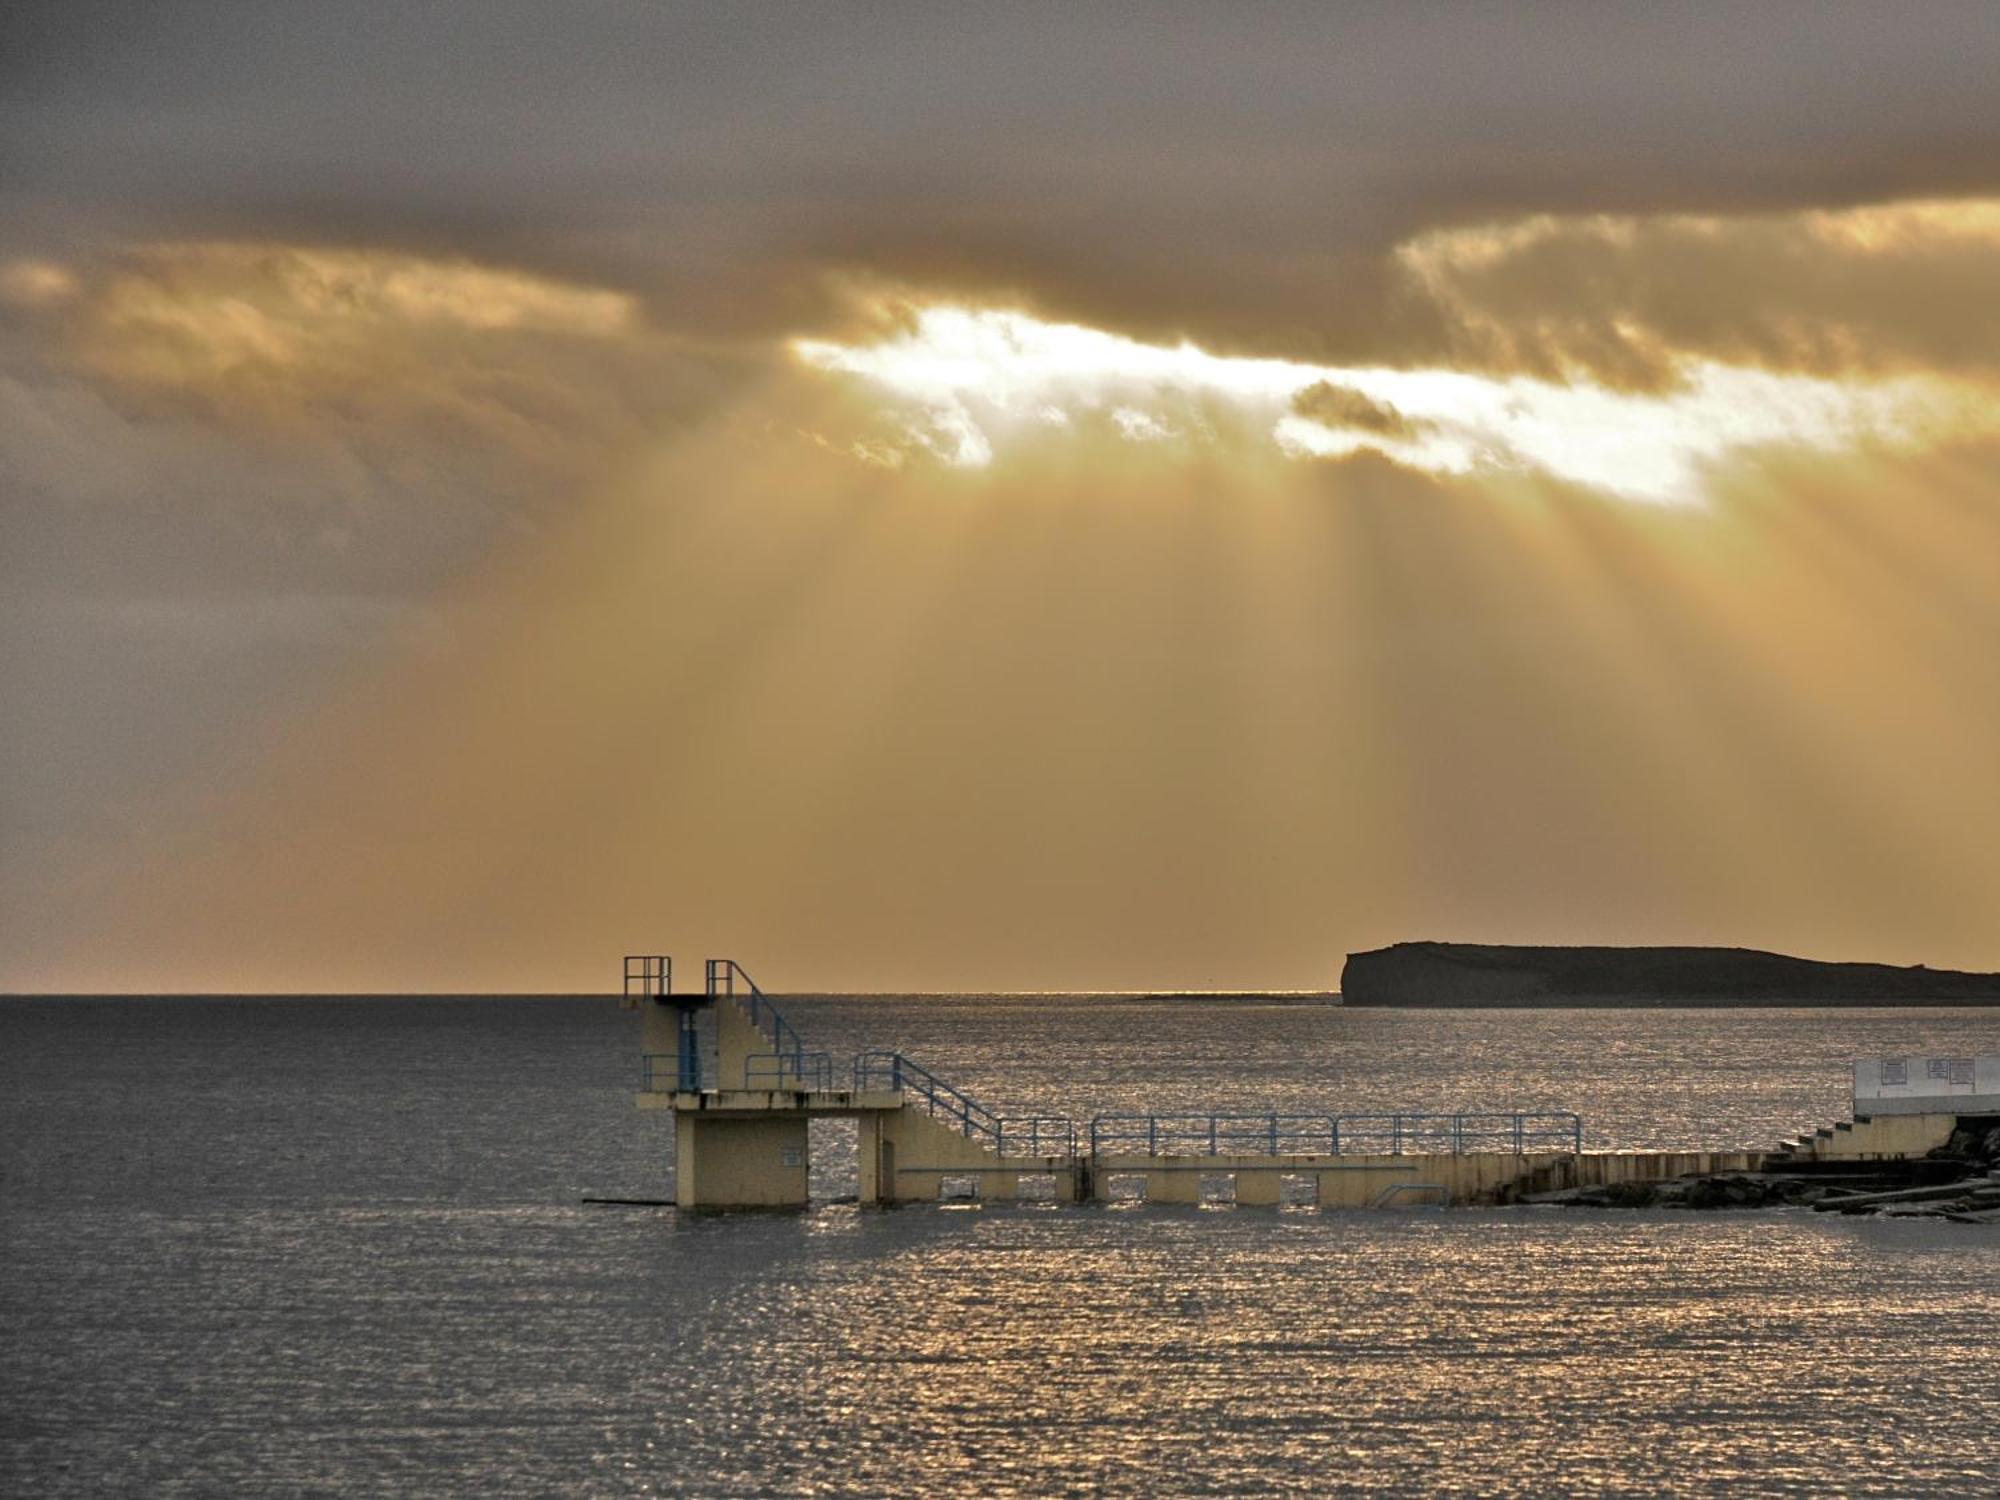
[627,957,1984,1211]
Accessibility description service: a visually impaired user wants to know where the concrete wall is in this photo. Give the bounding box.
[1088,1150,1559,1207]
[1088,1148,1768,1206]
[639,999,681,1058]
[1854,1057,2000,1116]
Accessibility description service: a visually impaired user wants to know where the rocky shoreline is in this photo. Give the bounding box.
[1529,1118,2000,1221]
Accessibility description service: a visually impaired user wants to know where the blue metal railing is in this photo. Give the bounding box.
[622,955,671,1009]
[855,1051,996,1135]
[641,1051,709,1092]
[744,1051,834,1091]
[854,1051,1076,1157]
[1087,1111,1582,1157]
[993,1117,1077,1158]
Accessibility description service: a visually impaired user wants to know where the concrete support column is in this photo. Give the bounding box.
[1234,1170,1281,1207]
[675,1111,809,1209]
[857,1113,883,1206]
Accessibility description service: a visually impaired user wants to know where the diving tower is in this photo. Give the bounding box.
[628,957,1972,1211]
[627,956,1077,1208]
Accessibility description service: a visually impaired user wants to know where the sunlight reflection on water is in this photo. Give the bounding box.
[3,997,1998,1496]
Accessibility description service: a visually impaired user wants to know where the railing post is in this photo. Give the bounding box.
[1452,1115,1464,1154]
[1393,1115,1403,1155]
[1149,1117,1158,1155]
[1573,1115,1582,1153]
[1268,1113,1278,1155]
[1514,1115,1524,1153]
[1330,1117,1340,1155]
[1209,1116,1218,1154]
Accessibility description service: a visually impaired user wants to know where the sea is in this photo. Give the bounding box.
[4,995,1999,1497]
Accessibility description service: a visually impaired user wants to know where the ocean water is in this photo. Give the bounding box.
[4,996,1999,1497]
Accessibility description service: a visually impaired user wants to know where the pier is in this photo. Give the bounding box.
[627,957,1981,1211]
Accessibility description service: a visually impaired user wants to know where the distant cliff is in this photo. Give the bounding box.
[1339,942,2000,1007]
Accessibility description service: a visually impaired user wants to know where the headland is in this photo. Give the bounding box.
[1341,941,2000,1007]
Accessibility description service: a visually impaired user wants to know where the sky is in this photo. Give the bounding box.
[4,3,2000,992]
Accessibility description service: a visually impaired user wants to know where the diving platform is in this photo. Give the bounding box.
[625,957,1975,1211]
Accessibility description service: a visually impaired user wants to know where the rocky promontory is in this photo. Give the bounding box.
[1340,941,2000,1007]
[1526,1118,2000,1220]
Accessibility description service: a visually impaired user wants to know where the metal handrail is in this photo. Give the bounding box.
[994,1117,1078,1158]
[854,1051,998,1136]
[623,955,671,1007]
[1087,1111,1582,1157]
[706,959,801,1052]
[744,1051,834,1091]
[854,1051,1078,1158]
[640,1051,706,1093]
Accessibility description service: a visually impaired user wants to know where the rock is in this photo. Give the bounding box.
[1592,1181,1661,1208]
[1523,1180,1662,1208]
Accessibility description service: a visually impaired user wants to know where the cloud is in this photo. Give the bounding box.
[0,237,764,928]
[792,296,2000,505]
[0,238,761,592]
[0,259,79,307]
[9,6,2000,361]
[1396,199,2000,387]
[61,242,655,435]
[1289,382,1423,439]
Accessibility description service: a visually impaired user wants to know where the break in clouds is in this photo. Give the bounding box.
[790,200,2000,505]
[13,197,2000,515]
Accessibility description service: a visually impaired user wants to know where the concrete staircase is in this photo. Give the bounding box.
[1771,1112,1959,1163]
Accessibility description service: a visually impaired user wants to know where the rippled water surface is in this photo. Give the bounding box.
[5,997,1999,1496]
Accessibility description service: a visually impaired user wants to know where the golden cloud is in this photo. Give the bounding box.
[1288,382,1424,439]
[66,243,634,411]
[9,240,755,536]
[792,297,1999,505]
[1396,198,2000,387]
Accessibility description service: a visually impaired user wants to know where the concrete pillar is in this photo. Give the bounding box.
[858,1113,884,1205]
[1234,1170,1281,1207]
[675,1112,809,1209]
